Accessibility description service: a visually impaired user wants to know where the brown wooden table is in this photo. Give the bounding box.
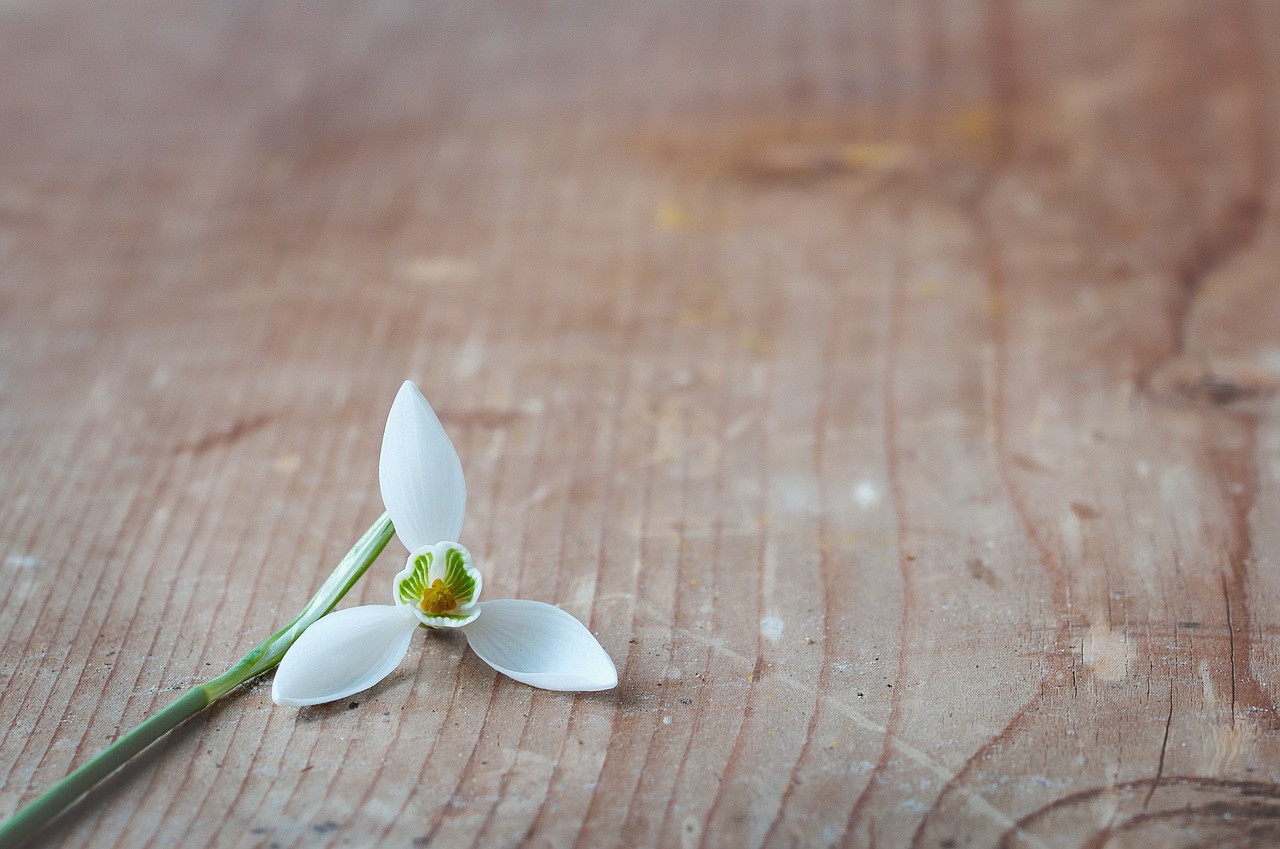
[2,2,1279,847]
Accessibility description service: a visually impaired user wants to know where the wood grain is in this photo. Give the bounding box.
[2,1,1280,847]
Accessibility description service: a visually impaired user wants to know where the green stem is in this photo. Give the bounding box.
[0,512,395,849]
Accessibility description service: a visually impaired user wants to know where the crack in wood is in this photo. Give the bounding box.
[1143,679,1175,809]
[1223,574,1238,727]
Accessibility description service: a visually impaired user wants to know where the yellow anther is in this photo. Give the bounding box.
[419,579,458,615]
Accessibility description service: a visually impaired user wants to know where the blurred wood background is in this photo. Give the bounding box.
[3,1,1280,847]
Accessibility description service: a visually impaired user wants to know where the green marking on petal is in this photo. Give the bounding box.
[397,550,433,606]
[442,546,477,606]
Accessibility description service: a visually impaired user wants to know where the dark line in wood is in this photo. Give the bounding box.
[1152,0,1271,371]
[985,0,1019,164]
[695,332,776,847]
[996,776,1280,846]
[74,401,249,848]
[282,320,414,840]
[844,200,909,841]
[222,298,374,841]
[1143,678,1175,809]
[471,319,603,849]
[150,375,301,840]
[760,239,844,848]
[914,0,1131,837]
[572,373,688,849]
[1209,412,1277,729]
[411,407,545,846]
[1079,805,1122,849]
[217,258,374,844]
[174,413,273,456]
[909,193,1070,841]
[524,306,636,849]
[0,411,148,794]
[1112,799,1280,834]
[1223,573,1237,727]
[406,179,536,846]
[649,256,737,849]
[569,251,681,849]
[428,279,576,849]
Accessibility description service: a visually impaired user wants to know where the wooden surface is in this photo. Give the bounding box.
[3,1,1280,847]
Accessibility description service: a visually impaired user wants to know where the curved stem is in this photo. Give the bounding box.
[0,512,395,849]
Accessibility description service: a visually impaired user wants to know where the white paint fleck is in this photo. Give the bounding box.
[569,573,598,609]
[853,480,881,509]
[762,541,778,600]
[452,335,485,379]
[760,615,784,642]
[1013,188,1043,218]
[1160,465,1194,507]
[522,485,551,508]
[1060,513,1083,562]
[1083,624,1129,681]
[400,255,474,284]
[5,554,46,569]
[662,715,672,725]
[1200,659,1215,705]
[724,414,754,440]
[777,476,820,514]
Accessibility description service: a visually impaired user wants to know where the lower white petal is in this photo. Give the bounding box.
[272,604,419,706]
[461,599,617,692]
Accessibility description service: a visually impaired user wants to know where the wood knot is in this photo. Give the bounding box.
[1146,357,1280,415]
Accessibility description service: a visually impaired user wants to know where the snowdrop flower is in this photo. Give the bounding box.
[272,381,617,706]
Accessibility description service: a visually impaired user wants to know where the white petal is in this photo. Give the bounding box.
[272,605,419,706]
[379,381,466,552]
[461,599,618,692]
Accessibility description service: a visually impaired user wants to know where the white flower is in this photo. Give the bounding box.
[271,381,617,707]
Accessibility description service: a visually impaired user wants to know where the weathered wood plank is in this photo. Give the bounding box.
[2,1,1279,847]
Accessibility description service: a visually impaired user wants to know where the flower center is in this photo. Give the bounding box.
[394,542,482,628]
[419,578,458,615]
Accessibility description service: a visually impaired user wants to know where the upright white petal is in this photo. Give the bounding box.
[379,381,466,552]
[272,605,419,707]
[461,599,618,692]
